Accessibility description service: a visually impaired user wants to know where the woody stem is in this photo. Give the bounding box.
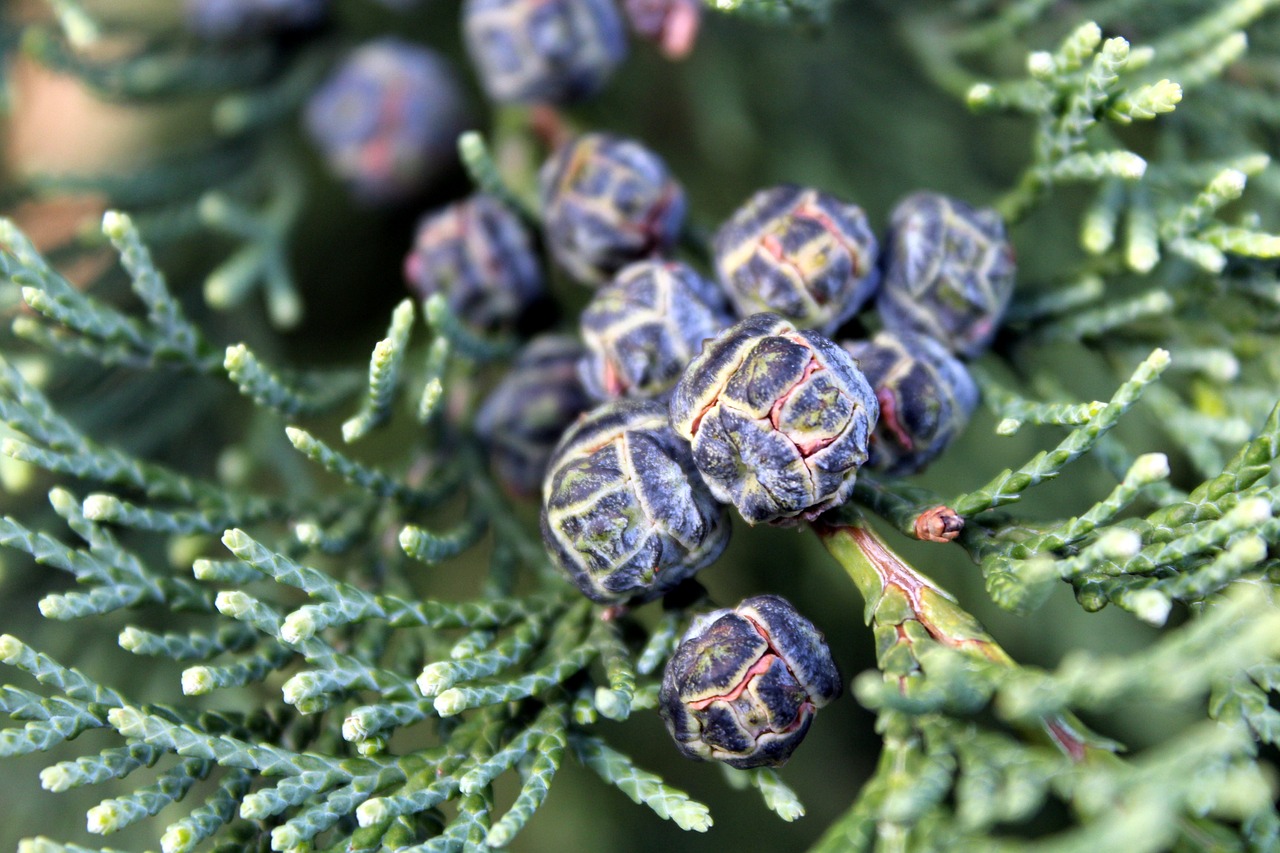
[814,507,1095,762]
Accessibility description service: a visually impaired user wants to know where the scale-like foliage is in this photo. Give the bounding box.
[1,1,1279,851]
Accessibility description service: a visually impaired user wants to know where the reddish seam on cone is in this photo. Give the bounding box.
[768,356,822,433]
[686,616,815,742]
[876,386,914,451]
[602,358,624,397]
[769,356,839,457]
[688,398,716,437]
[637,183,679,253]
[777,702,814,733]
[687,653,778,710]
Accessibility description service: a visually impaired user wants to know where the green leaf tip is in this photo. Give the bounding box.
[1234,495,1273,522]
[223,344,248,371]
[750,768,806,821]
[182,666,215,695]
[161,826,194,853]
[86,802,121,835]
[1131,452,1171,483]
[101,211,131,241]
[341,714,369,743]
[594,686,632,721]
[191,559,216,581]
[966,82,996,110]
[1095,528,1143,560]
[434,688,466,717]
[270,824,303,851]
[0,634,22,662]
[117,626,144,651]
[214,590,252,618]
[1231,535,1268,565]
[1027,50,1055,79]
[281,609,317,643]
[1112,79,1183,123]
[1129,588,1173,626]
[281,672,317,707]
[457,130,485,162]
[417,662,452,698]
[37,765,71,793]
[356,797,389,828]
[397,525,420,556]
[220,528,251,554]
[82,493,123,522]
[20,287,50,312]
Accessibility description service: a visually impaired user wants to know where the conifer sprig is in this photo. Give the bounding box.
[2,3,1280,851]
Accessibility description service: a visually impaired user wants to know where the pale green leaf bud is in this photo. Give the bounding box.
[1228,496,1272,526]
[82,494,122,522]
[1210,353,1241,382]
[1113,152,1148,180]
[342,714,369,742]
[434,688,466,716]
[38,596,69,619]
[1130,453,1170,484]
[214,590,252,618]
[216,447,252,486]
[573,695,598,725]
[117,622,145,648]
[1027,51,1054,79]
[106,707,137,730]
[0,627,21,660]
[282,672,321,706]
[357,736,386,756]
[1210,168,1248,200]
[293,521,322,546]
[1129,588,1171,626]
[13,356,51,388]
[357,797,389,828]
[271,825,302,851]
[1231,535,1267,566]
[966,82,995,109]
[1127,244,1159,274]
[0,634,21,662]
[182,666,215,695]
[161,826,194,853]
[1101,36,1128,62]
[47,487,77,516]
[1096,528,1142,561]
[281,609,317,643]
[101,211,131,240]
[417,662,453,697]
[996,418,1022,436]
[0,455,35,494]
[86,803,120,835]
[595,685,630,720]
[39,765,73,792]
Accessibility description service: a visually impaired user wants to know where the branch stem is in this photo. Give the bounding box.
[815,511,1097,762]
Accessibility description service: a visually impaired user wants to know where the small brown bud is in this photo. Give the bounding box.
[914,505,964,543]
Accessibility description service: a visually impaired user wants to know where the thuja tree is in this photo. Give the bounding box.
[2,1,1280,851]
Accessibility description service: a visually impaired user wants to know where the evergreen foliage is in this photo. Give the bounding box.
[2,1,1280,851]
